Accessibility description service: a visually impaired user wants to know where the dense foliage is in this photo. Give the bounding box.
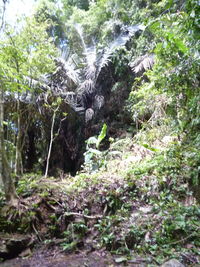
[0,0,199,265]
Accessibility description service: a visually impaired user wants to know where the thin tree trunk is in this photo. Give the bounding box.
[0,0,18,205]
[2,151,18,205]
[0,89,3,185]
[0,86,18,205]
[44,108,58,178]
[15,98,23,175]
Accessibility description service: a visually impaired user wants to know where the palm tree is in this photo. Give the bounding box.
[53,22,145,122]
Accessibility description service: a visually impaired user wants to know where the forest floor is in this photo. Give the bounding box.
[0,130,200,266]
[0,249,118,267]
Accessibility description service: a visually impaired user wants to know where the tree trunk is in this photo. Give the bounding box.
[44,108,58,178]
[15,97,23,176]
[0,89,3,186]
[0,86,18,205]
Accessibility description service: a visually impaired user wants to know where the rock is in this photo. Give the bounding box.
[0,243,9,259]
[0,233,33,260]
[161,259,185,267]
[19,248,32,258]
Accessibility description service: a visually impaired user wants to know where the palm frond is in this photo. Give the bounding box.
[84,46,97,80]
[74,24,97,81]
[74,23,87,53]
[23,75,50,90]
[78,79,95,94]
[96,24,143,79]
[129,54,154,74]
[93,95,105,110]
[85,108,94,123]
[58,57,80,85]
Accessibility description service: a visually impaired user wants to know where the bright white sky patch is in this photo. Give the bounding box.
[5,0,36,25]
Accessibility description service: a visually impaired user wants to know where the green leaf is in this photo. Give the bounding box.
[142,143,159,152]
[3,121,8,126]
[96,123,107,149]
[174,39,188,53]
[86,136,98,146]
[57,96,62,105]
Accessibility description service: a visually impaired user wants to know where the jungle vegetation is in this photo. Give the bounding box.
[0,0,199,265]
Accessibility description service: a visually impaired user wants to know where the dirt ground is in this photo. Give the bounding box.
[0,247,149,267]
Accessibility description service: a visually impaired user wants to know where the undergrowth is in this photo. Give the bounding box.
[0,131,199,265]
